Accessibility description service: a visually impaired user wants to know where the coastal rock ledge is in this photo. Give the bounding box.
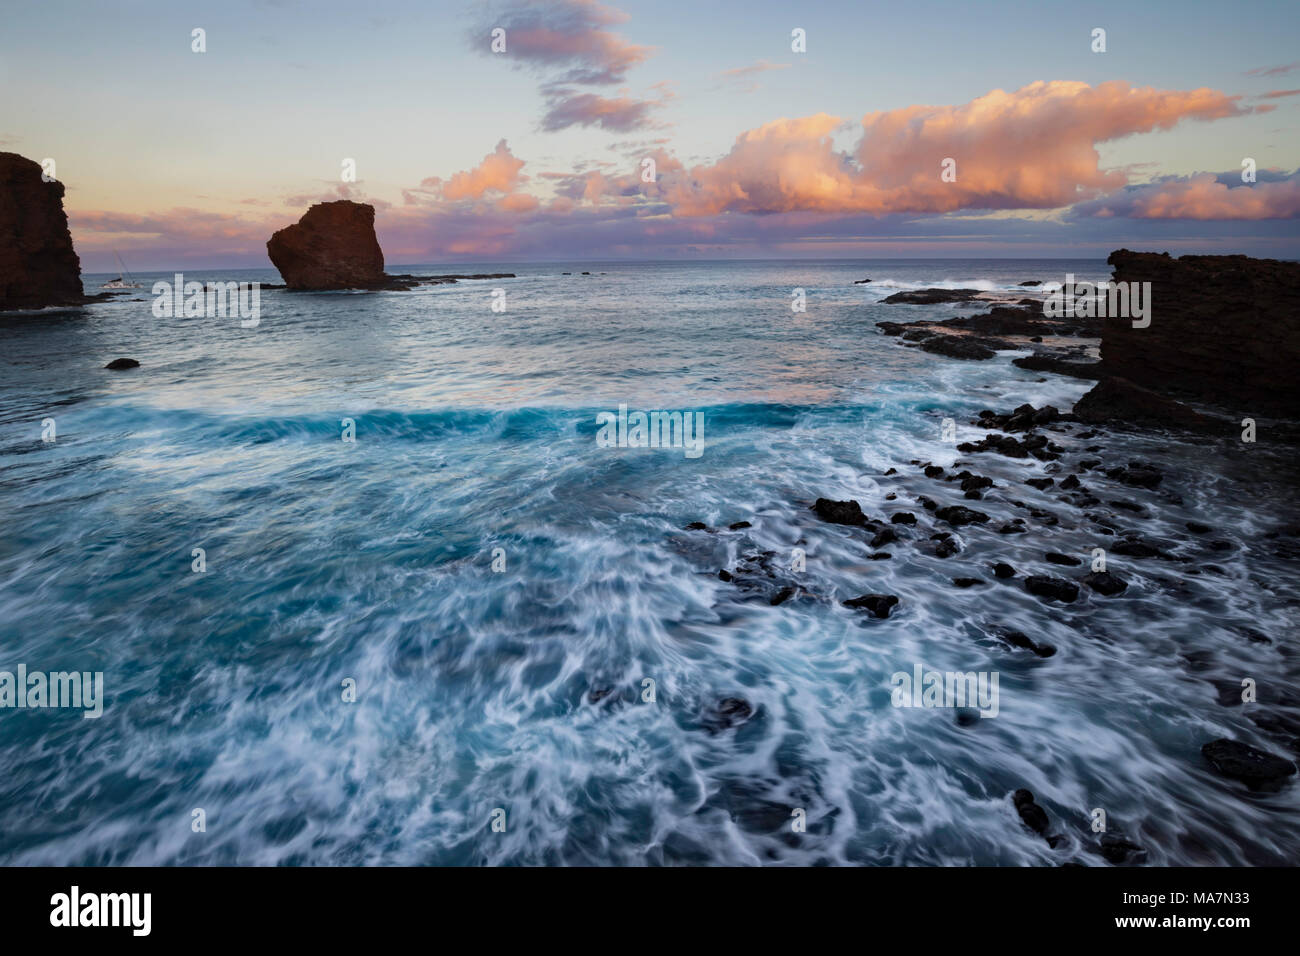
[1094,250,1300,415]
[266,200,386,290]
[0,152,85,310]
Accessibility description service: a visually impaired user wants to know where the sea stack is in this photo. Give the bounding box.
[266,200,386,290]
[0,152,86,310]
[1075,250,1300,422]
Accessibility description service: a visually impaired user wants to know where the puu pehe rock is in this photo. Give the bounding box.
[0,152,86,310]
[266,200,386,290]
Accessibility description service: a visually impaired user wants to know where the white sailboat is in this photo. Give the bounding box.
[101,251,143,289]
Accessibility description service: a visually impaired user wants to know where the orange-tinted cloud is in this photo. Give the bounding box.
[668,81,1255,216]
[1080,172,1300,219]
[439,140,527,200]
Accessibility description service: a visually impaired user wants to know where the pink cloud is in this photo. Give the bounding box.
[667,81,1254,216]
[1086,173,1300,219]
[483,0,651,85]
[439,140,527,200]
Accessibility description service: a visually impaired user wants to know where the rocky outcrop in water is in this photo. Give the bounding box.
[1074,251,1300,425]
[266,200,386,290]
[0,152,85,310]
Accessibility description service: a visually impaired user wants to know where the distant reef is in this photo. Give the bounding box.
[0,152,87,310]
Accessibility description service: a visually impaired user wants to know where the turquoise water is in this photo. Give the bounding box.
[1,260,1296,865]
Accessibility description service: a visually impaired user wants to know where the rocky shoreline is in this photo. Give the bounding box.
[675,256,1299,862]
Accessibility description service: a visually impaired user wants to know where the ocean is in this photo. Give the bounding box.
[1,259,1296,865]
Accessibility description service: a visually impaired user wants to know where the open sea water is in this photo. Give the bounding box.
[1,259,1296,865]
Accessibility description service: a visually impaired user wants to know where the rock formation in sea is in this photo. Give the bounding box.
[0,152,86,310]
[266,200,386,290]
[1075,250,1300,425]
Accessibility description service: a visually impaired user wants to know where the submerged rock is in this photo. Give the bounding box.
[1082,570,1128,596]
[1201,738,1296,790]
[104,357,140,369]
[843,594,899,618]
[702,697,755,734]
[1024,575,1079,603]
[994,628,1056,657]
[935,505,989,527]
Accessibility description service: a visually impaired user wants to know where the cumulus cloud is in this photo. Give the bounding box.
[667,81,1255,216]
[440,140,527,199]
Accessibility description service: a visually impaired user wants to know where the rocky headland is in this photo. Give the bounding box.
[0,152,91,310]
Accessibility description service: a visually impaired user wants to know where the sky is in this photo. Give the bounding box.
[2,0,1299,270]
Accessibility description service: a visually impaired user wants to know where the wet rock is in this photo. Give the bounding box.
[935,505,990,527]
[1060,474,1081,490]
[1186,521,1211,534]
[813,498,867,526]
[995,628,1057,657]
[843,594,900,619]
[918,335,1002,361]
[1045,552,1081,566]
[1111,539,1164,558]
[882,288,985,305]
[1024,575,1079,603]
[952,577,983,588]
[703,697,755,734]
[684,521,712,532]
[932,537,961,558]
[717,569,733,582]
[1082,571,1128,596]
[870,528,898,549]
[997,523,1027,534]
[890,512,918,525]
[1012,789,1052,836]
[769,586,797,606]
[1073,376,1219,432]
[853,278,872,284]
[959,474,993,492]
[869,552,892,560]
[728,520,752,530]
[104,357,140,369]
[917,495,939,511]
[1106,461,1163,489]
[1201,738,1297,791]
[992,563,1017,579]
[1026,477,1055,490]
[1099,833,1148,865]
[924,464,945,478]
[1012,354,1102,379]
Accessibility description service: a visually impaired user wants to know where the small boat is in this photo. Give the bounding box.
[101,251,143,289]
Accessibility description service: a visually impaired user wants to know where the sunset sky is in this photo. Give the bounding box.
[3,0,1298,270]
